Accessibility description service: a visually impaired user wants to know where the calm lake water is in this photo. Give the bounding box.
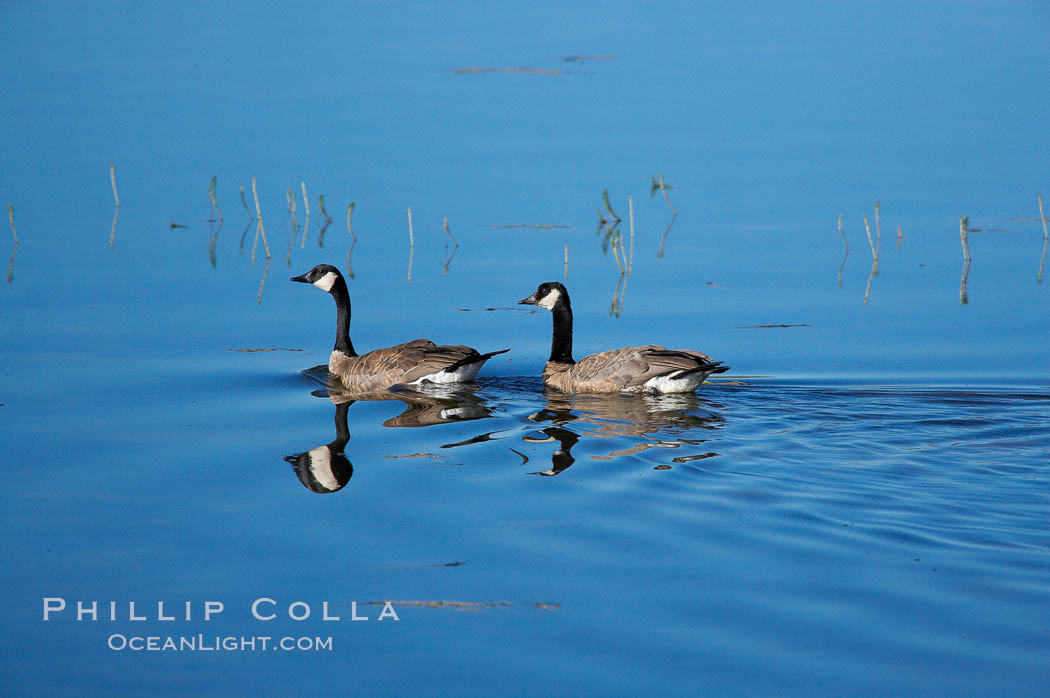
[2,2,1048,696]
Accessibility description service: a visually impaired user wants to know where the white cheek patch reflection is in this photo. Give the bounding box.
[307,447,340,492]
[537,288,561,310]
[313,271,338,292]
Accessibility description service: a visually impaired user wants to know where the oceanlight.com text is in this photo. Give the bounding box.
[107,634,333,652]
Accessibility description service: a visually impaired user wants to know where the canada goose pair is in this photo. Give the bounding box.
[291,265,728,394]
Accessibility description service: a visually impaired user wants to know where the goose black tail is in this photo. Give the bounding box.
[445,348,510,372]
[682,361,729,378]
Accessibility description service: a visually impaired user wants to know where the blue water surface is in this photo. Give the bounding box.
[1,2,1048,696]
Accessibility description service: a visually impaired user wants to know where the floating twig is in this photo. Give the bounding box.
[170,221,188,229]
[736,323,813,330]
[490,224,572,230]
[451,66,560,75]
[562,54,616,63]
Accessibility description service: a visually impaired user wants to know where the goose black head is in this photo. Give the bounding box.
[290,264,344,293]
[519,282,570,311]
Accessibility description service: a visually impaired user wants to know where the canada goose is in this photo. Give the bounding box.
[291,264,508,391]
[518,282,729,393]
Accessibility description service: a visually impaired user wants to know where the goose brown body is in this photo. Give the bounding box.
[520,282,728,394]
[292,264,507,392]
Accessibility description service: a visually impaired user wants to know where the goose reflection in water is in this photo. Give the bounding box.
[520,391,725,476]
[285,370,494,493]
[285,401,354,493]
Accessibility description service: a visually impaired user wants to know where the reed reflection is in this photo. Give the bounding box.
[519,390,725,476]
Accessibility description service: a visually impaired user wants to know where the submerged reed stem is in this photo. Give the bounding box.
[8,203,16,246]
[346,202,356,242]
[564,244,568,281]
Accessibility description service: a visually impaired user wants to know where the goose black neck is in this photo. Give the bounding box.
[549,297,574,364]
[332,402,351,450]
[330,276,357,356]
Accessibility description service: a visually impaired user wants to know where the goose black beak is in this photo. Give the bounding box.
[290,274,309,284]
[518,292,539,305]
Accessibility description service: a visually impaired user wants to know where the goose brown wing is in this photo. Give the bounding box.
[571,345,722,391]
[352,339,480,384]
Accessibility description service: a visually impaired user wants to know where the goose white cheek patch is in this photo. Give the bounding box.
[313,271,338,292]
[537,288,561,310]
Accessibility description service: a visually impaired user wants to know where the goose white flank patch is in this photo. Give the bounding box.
[518,281,729,394]
[290,264,508,391]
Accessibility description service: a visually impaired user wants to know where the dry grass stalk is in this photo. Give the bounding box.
[110,163,119,208]
[209,176,223,221]
[250,177,271,263]
[863,214,879,275]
